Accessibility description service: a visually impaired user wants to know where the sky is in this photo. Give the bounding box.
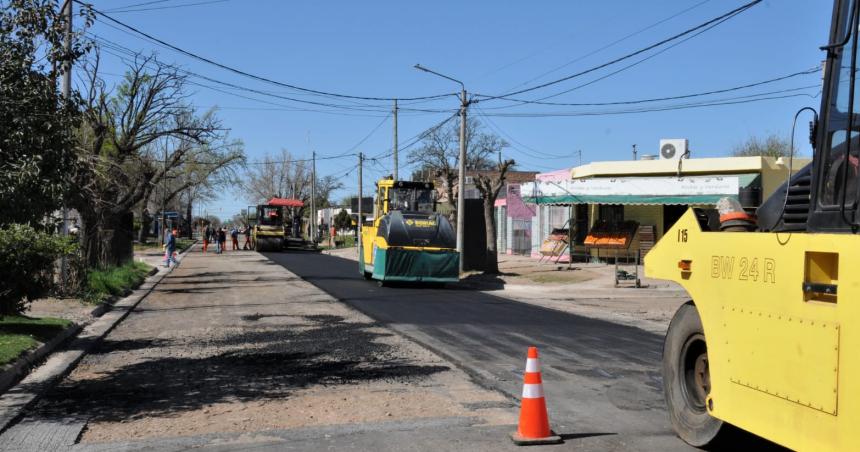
[81,0,832,220]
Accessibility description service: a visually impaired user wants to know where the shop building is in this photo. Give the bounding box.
[511,154,810,262]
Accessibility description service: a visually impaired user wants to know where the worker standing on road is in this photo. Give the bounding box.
[231,226,239,250]
[218,228,227,254]
[243,224,252,250]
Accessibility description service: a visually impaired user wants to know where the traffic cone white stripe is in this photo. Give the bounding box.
[525,358,540,373]
[522,383,544,399]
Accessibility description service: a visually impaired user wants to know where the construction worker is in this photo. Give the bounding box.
[203,224,212,253]
[230,226,239,250]
[243,224,252,250]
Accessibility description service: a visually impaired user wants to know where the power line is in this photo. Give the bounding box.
[77,1,458,102]
[478,91,819,118]
[104,0,170,12]
[89,37,399,113]
[516,9,767,104]
[107,0,231,13]
[474,106,576,160]
[368,112,459,161]
[484,0,712,88]
[342,114,391,155]
[90,33,458,118]
[477,68,820,109]
[478,0,762,101]
[87,26,394,108]
[90,39,453,124]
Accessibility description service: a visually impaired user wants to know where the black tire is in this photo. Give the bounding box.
[663,302,726,447]
[363,271,373,280]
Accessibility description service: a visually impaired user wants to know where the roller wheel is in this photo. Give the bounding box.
[663,302,726,447]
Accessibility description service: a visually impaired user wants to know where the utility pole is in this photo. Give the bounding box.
[393,99,399,180]
[413,64,468,274]
[311,150,317,243]
[632,144,638,160]
[60,0,72,289]
[357,152,363,254]
[577,149,582,167]
[456,87,467,273]
[160,147,167,245]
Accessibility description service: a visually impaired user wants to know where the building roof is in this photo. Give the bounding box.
[464,170,539,183]
[569,156,810,179]
[267,197,304,207]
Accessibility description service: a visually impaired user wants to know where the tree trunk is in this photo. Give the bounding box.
[185,196,193,239]
[137,204,149,243]
[80,208,135,268]
[137,186,153,243]
[79,209,102,269]
[483,197,499,274]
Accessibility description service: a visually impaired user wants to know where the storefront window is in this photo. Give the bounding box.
[598,205,624,224]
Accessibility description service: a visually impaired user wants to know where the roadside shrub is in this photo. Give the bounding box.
[0,224,75,315]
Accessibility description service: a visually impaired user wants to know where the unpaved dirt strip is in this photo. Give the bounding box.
[16,249,514,445]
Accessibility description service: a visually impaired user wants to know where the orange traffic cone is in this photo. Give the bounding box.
[511,346,563,445]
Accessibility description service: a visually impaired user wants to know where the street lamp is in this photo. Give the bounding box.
[414,64,468,274]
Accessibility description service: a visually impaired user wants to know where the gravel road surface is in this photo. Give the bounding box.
[0,247,514,450]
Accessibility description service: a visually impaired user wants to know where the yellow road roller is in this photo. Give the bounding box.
[645,2,860,449]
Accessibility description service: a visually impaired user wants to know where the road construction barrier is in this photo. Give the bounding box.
[511,346,563,445]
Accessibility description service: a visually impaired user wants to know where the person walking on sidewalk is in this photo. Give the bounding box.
[243,224,252,250]
[230,226,239,250]
[203,224,213,253]
[164,228,177,267]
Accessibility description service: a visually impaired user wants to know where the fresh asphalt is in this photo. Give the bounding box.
[264,250,785,452]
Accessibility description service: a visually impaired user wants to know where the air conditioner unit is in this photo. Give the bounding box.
[659,139,689,160]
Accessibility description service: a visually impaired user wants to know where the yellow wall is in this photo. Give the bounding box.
[623,205,664,239]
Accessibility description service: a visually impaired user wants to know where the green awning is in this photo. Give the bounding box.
[523,194,736,206]
[737,173,761,188]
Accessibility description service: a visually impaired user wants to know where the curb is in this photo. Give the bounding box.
[0,243,196,434]
[0,324,82,395]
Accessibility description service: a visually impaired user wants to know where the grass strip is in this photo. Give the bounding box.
[0,316,72,366]
[85,260,153,304]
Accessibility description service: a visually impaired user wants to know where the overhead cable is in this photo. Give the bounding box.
[478,0,762,101]
[76,1,457,102]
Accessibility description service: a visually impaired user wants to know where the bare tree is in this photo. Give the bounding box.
[408,118,507,224]
[72,52,243,266]
[474,158,516,274]
[732,133,794,158]
[244,149,342,216]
